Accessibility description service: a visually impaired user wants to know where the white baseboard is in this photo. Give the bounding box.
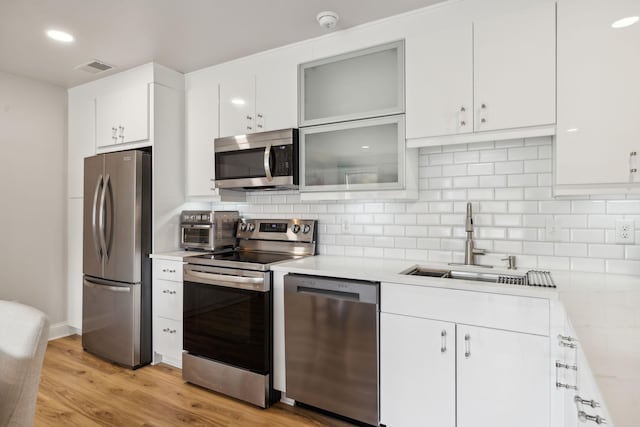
[48,322,80,340]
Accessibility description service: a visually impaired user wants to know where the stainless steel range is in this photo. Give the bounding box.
[182,218,317,408]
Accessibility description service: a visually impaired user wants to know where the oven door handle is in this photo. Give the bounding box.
[264,144,273,182]
[184,268,269,292]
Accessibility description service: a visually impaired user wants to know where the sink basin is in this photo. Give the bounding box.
[402,266,527,285]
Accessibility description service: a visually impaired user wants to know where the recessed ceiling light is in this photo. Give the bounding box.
[231,98,246,105]
[361,145,370,149]
[46,29,74,43]
[566,128,579,133]
[611,16,639,29]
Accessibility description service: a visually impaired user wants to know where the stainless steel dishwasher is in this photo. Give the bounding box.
[284,274,379,426]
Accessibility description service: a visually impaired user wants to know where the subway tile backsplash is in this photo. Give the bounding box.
[212,137,640,275]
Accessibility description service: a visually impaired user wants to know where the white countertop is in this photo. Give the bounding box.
[272,255,559,299]
[149,250,211,261]
[273,255,640,427]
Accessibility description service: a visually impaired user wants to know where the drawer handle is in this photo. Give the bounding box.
[162,268,176,273]
[556,361,577,371]
[162,328,177,334]
[162,290,177,295]
[556,382,577,390]
[440,330,447,353]
[464,333,471,358]
[578,410,606,424]
[575,396,600,409]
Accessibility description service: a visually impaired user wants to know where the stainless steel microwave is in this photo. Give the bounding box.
[213,128,298,190]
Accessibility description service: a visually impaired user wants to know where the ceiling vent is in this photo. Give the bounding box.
[75,59,114,74]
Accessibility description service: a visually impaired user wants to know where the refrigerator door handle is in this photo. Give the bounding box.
[105,174,114,258]
[91,174,104,262]
[98,174,110,260]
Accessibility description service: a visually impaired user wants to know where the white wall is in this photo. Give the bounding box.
[0,70,67,325]
[213,137,640,275]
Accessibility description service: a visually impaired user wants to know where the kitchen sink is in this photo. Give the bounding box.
[402,266,527,285]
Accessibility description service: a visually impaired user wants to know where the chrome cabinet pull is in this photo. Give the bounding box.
[464,333,471,358]
[440,330,447,353]
[578,410,606,424]
[459,106,467,127]
[575,396,600,409]
[162,268,176,273]
[161,289,176,294]
[556,382,578,390]
[162,328,177,334]
[556,361,578,371]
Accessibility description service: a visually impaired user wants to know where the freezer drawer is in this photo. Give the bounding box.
[82,277,141,367]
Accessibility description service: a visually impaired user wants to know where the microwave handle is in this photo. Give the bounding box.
[263,145,273,182]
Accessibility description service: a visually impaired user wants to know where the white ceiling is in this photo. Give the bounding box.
[0,0,445,88]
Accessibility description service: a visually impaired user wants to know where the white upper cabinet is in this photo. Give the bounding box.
[406,2,473,139]
[472,0,556,133]
[299,40,404,127]
[219,45,310,138]
[185,74,219,198]
[556,0,640,193]
[406,0,556,145]
[96,83,150,148]
[219,73,256,138]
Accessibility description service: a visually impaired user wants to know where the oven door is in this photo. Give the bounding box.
[183,264,271,374]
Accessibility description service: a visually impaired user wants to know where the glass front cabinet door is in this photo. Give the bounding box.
[299,40,405,127]
[300,115,406,192]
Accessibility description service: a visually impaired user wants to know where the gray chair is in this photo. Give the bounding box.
[0,301,49,427]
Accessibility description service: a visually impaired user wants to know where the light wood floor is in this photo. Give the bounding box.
[36,335,355,427]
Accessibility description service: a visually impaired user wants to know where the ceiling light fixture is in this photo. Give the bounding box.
[361,145,370,149]
[231,98,246,105]
[46,29,74,43]
[611,16,639,29]
[317,11,339,30]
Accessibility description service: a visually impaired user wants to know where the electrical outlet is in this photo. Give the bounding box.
[615,219,635,244]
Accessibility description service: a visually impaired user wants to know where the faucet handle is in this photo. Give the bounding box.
[501,255,516,270]
[473,248,486,255]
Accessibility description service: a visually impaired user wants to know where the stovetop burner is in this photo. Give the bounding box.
[187,218,318,271]
[191,251,301,264]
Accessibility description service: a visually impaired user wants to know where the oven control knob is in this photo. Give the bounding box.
[303,224,311,234]
[248,223,255,232]
[291,224,301,233]
[240,223,247,232]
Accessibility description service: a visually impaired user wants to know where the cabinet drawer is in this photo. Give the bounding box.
[381,282,549,336]
[153,317,183,361]
[153,280,182,321]
[153,259,183,282]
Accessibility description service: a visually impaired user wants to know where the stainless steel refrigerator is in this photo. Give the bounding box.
[82,150,152,368]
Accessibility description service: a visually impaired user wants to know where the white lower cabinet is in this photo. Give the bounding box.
[456,325,550,427]
[380,313,455,427]
[380,282,551,427]
[152,259,184,367]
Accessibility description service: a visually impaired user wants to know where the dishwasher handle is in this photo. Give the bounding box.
[284,274,379,305]
[296,286,360,302]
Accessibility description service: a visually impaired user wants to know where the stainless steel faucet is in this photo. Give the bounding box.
[463,202,489,267]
